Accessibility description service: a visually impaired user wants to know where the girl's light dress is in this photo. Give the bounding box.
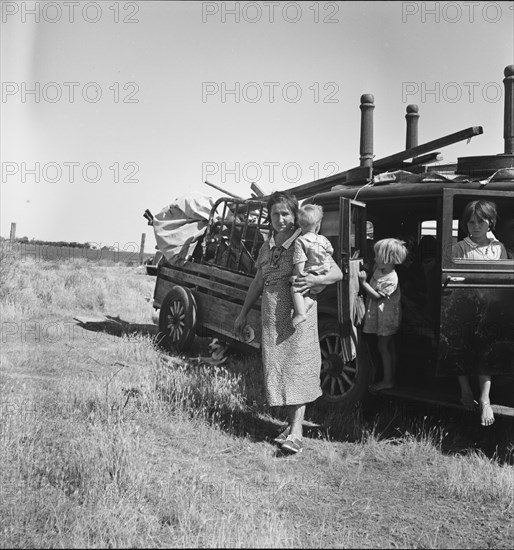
[362,268,401,337]
[452,237,507,260]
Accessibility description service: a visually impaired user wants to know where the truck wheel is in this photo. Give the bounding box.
[159,286,197,352]
[318,315,372,410]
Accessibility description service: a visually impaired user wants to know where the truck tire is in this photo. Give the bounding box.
[159,286,197,352]
[317,315,373,411]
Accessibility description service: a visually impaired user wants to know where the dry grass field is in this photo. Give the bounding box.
[1,253,513,548]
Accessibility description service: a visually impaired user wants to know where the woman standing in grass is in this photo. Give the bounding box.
[234,191,343,454]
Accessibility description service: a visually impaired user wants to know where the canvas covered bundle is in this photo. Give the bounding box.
[152,192,215,264]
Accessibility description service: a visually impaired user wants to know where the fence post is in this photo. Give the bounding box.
[139,233,146,264]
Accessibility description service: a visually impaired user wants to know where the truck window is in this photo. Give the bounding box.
[421,220,436,237]
[421,220,458,239]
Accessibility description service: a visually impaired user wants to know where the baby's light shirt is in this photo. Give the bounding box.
[293,232,334,272]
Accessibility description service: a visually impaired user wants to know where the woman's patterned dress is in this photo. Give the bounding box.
[256,237,322,406]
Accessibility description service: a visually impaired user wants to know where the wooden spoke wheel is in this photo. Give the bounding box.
[159,286,197,352]
[318,316,371,410]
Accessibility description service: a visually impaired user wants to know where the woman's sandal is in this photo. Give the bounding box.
[273,426,291,445]
[480,402,495,427]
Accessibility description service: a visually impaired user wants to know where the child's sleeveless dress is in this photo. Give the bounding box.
[362,268,401,337]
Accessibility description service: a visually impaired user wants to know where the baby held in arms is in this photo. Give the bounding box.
[290,204,335,328]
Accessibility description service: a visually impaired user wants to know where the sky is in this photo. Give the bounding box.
[1,0,513,251]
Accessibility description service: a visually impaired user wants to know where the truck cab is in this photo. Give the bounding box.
[306,180,514,415]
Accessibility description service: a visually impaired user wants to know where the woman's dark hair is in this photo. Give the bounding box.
[460,200,498,233]
[266,191,299,227]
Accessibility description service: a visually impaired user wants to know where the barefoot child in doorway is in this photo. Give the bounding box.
[290,204,335,328]
[451,199,508,426]
[358,238,408,392]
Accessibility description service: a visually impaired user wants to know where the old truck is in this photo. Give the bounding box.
[148,65,514,418]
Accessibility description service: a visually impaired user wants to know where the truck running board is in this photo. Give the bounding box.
[377,386,514,419]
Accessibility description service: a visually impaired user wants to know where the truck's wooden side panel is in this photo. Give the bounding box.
[153,261,262,349]
[194,292,261,348]
[159,266,249,302]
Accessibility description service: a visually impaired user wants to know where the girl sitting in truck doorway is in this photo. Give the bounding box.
[358,238,408,392]
[452,199,508,426]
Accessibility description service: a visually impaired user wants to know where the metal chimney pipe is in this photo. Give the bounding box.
[405,104,419,150]
[359,93,375,168]
[504,65,514,154]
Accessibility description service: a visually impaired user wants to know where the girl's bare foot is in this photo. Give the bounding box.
[480,401,495,426]
[369,380,395,393]
[292,314,307,328]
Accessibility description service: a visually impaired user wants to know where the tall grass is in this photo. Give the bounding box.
[1,256,153,322]
[2,256,514,548]
[0,333,299,547]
